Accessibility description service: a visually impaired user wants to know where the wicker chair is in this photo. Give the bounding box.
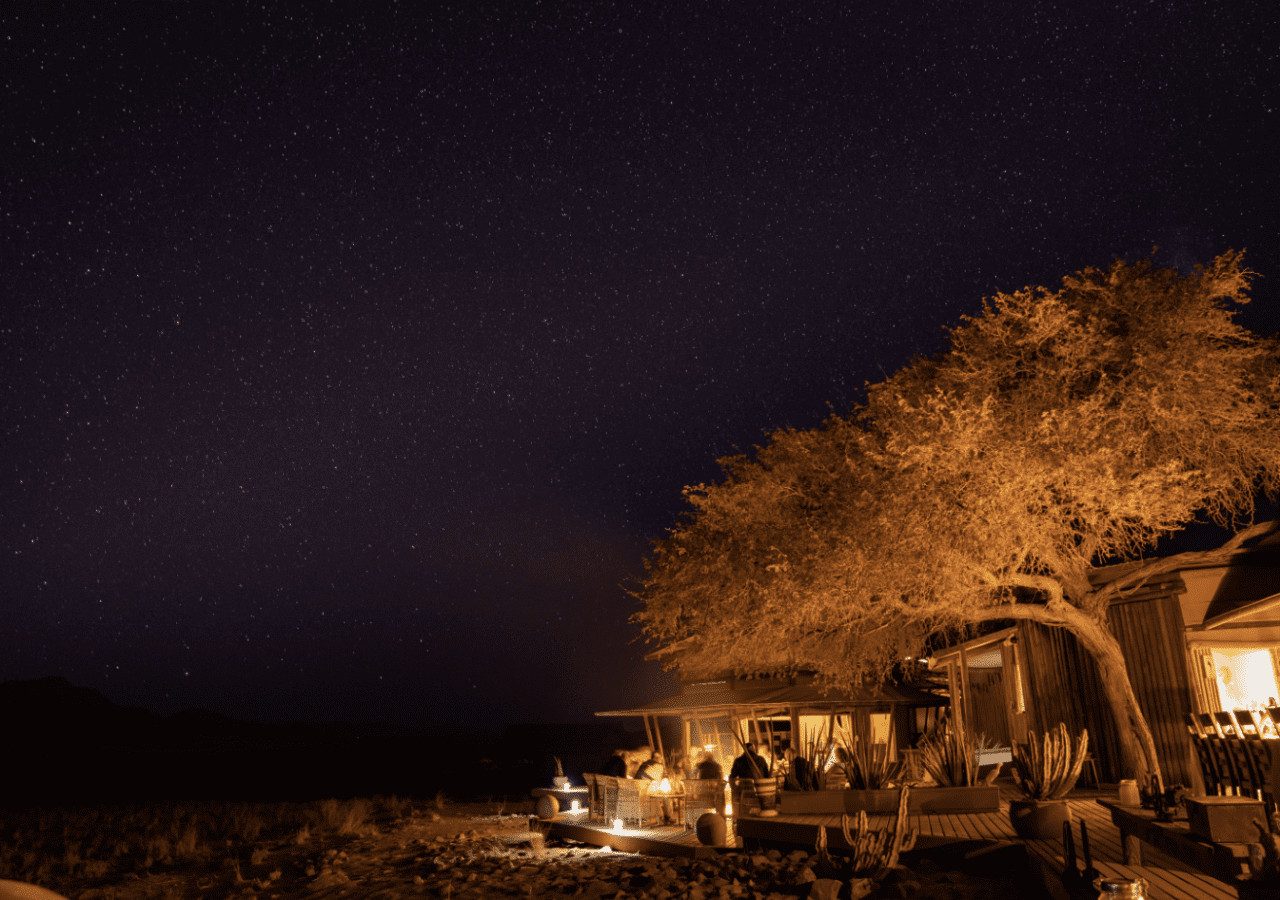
[1217,711,1263,796]
[1201,712,1245,794]
[598,775,620,823]
[615,778,663,829]
[682,778,726,828]
[1185,715,1223,795]
[1236,710,1274,801]
[582,773,602,822]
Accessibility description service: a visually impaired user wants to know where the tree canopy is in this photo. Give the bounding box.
[637,252,1280,780]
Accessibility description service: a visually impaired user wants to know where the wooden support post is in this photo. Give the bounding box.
[946,660,967,750]
[683,718,692,769]
[642,714,656,754]
[653,715,666,761]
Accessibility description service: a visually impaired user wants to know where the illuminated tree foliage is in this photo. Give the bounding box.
[637,252,1280,781]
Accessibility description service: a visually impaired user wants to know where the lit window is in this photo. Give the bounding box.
[1211,647,1280,710]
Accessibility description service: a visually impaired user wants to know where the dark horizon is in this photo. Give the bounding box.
[3,3,1278,728]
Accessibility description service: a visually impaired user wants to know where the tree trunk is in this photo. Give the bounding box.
[1052,604,1163,786]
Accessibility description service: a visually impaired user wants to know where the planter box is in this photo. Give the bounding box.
[1185,796,1265,844]
[778,785,1000,815]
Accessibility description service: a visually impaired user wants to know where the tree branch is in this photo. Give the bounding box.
[1093,520,1280,604]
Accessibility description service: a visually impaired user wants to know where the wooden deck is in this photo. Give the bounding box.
[545,793,1243,899]
[540,813,738,858]
[735,795,1240,900]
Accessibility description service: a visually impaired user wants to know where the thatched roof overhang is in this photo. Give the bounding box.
[595,678,945,718]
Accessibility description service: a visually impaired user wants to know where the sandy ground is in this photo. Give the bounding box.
[6,801,1033,898]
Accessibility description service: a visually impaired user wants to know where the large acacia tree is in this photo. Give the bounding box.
[637,252,1280,782]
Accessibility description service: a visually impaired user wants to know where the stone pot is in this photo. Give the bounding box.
[751,777,779,813]
[1008,798,1070,839]
[534,794,559,820]
[695,811,727,845]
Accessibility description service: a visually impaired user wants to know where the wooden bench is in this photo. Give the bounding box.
[1096,799,1251,885]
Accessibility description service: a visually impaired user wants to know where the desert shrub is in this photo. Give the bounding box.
[172,821,201,861]
[377,794,412,821]
[226,806,264,844]
[315,797,370,835]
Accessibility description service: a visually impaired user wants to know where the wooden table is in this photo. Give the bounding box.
[648,787,685,826]
[1096,799,1251,885]
[531,785,589,800]
[531,785,589,816]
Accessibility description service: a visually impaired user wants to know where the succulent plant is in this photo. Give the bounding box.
[918,720,980,787]
[1010,723,1088,800]
[814,785,918,882]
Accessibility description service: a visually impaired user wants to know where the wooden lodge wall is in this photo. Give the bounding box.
[1016,622,1124,782]
[1106,593,1198,788]
[1016,577,1198,787]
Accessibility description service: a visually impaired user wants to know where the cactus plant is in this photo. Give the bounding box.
[1011,723,1089,800]
[814,785,918,882]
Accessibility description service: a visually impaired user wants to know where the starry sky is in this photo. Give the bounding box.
[3,3,1278,727]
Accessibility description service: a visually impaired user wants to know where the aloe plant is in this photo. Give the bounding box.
[838,729,902,790]
[1010,723,1088,800]
[918,720,980,787]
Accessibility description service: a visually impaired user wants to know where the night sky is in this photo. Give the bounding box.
[3,3,1277,728]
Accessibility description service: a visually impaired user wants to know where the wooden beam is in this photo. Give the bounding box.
[1202,591,1280,630]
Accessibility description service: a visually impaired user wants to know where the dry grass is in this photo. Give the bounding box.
[0,796,413,895]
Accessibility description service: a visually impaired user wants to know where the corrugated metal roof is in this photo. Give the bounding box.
[595,677,945,717]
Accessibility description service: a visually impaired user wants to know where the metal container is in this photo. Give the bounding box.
[1117,779,1141,806]
[1099,877,1148,898]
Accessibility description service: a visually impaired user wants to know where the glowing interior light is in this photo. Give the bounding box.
[724,801,733,816]
[612,817,624,833]
[658,777,671,794]
[703,743,716,752]
[570,799,581,813]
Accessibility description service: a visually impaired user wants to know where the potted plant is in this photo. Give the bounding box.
[552,756,570,790]
[1008,722,1089,839]
[731,731,778,815]
[1238,805,1280,898]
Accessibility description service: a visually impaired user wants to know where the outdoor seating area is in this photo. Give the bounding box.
[581,772,686,828]
[539,790,1241,898]
[1186,709,1280,799]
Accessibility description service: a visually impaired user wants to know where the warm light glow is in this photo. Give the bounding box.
[612,817,624,833]
[658,777,671,794]
[569,800,581,813]
[724,800,733,816]
[1212,646,1280,709]
[703,743,716,752]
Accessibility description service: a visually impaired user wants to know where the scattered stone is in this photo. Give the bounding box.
[809,877,843,900]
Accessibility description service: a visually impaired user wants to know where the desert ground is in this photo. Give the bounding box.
[0,795,1030,899]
